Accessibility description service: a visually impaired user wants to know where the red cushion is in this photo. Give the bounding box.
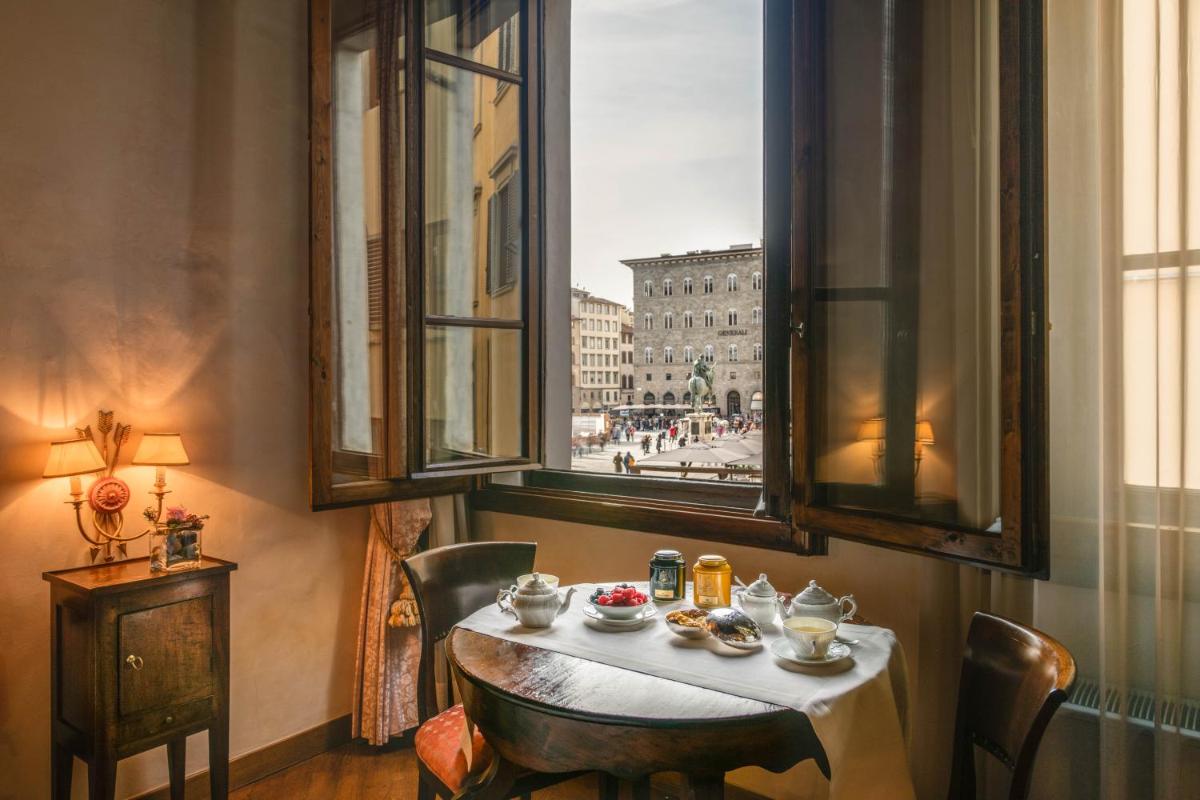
[414,704,493,791]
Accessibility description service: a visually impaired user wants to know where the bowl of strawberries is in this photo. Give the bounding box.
[587,584,651,620]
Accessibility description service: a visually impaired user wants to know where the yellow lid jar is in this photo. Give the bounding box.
[692,554,732,608]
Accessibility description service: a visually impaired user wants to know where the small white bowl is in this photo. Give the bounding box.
[588,601,646,620]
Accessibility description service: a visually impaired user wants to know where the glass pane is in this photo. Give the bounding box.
[564,0,765,482]
[424,60,523,320]
[425,325,525,464]
[811,0,1001,530]
[330,2,389,481]
[425,0,520,74]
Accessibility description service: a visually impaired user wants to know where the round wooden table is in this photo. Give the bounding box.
[447,627,830,799]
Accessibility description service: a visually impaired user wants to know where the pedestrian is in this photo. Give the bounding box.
[612,452,624,473]
[656,437,662,454]
[624,451,635,472]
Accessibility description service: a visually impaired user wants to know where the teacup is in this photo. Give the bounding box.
[782,616,838,659]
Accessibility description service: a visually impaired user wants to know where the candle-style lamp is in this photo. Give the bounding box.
[132,433,190,523]
[43,437,107,506]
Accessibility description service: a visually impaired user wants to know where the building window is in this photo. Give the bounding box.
[644,312,653,330]
[683,311,693,328]
[664,346,674,364]
[703,345,714,363]
[727,273,738,291]
[487,176,521,295]
[753,343,763,361]
[644,347,653,364]
[703,275,714,294]
[663,391,676,405]
[727,309,738,326]
[643,279,653,296]
[752,271,762,291]
[644,392,656,405]
[645,373,652,382]
[683,277,693,295]
[684,345,694,362]
[729,344,738,362]
[664,312,673,329]
[704,310,714,327]
[727,390,742,416]
[663,278,673,296]
[752,306,762,324]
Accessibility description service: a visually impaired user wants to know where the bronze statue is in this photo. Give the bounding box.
[687,360,716,412]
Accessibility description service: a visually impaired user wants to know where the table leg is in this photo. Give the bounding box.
[87,756,117,800]
[209,719,229,799]
[598,773,620,800]
[51,741,73,800]
[167,736,186,800]
[632,776,652,800]
[687,772,725,800]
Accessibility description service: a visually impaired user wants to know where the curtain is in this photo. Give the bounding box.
[960,0,1200,797]
[352,499,432,745]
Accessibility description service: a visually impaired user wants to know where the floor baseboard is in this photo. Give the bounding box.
[130,714,353,800]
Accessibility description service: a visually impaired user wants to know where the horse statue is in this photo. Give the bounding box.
[686,360,716,412]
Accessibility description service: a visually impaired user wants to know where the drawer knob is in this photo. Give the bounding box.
[125,654,144,671]
[164,715,175,725]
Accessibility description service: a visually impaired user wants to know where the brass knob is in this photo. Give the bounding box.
[164,715,174,725]
[126,654,144,670]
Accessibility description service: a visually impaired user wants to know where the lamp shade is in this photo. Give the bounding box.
[43,438,107,478]
[857,417,886,441]
[915,420,936,445]
[132,433,190,466]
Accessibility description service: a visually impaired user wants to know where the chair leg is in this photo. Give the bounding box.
[418,774,436,800]
[598,773,621,800]
[632,776,651,800]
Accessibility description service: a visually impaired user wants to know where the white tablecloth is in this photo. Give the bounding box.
[456,583,914,800]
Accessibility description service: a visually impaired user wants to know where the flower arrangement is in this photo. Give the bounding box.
[147,505,209,572]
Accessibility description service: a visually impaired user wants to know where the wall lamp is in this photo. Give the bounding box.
[857,417,936,482]
[42,410,189,562]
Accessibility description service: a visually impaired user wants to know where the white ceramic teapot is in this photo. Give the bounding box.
[732,573,780,626]
[778,579,857,625]
[496,573,576,628]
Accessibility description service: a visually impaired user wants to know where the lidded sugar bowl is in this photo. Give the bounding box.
[733,573,780,626]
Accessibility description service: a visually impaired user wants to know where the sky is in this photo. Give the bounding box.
[570,0,764,308]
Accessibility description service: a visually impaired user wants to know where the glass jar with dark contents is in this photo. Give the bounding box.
[649,549,687,601]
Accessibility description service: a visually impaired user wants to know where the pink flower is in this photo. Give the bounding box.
[166,506,188,522]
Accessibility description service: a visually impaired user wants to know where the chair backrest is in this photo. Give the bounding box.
[948,612,1077,800]
[401,541,536,724]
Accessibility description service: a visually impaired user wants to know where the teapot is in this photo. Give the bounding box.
[732,573,780,626]
[778,580,857,625]
[496,573,576,628]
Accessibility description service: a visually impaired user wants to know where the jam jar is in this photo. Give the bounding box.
[649,549,686,601]
[692,554,732,608]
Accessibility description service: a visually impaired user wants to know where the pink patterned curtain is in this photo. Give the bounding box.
[352,498,432,745]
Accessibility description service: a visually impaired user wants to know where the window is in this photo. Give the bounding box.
[644,392,656,405]
[487,177,520,295]
[703,345,714,364]
[752,306,762,324]
[684,346,694,363]
[727,273,738,291]
[704,310,714,327]
[727,309,738,326]
[663,391,676,405]
[643,347,653,364]
[728,344,738,362]
[663,278,673,296]
[683,277,693,295]
[643,312,653,330]
[683,311,693,328]
[664,312,673,329]
[703,275,714,294]
[664,346,674,364]
[643,279,653,296]
[752,271,762,291]
[753,343,763,361]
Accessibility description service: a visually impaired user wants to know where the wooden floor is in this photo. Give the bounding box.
[229,742,687,800]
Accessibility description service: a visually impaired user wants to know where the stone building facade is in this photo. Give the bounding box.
[570,288,633,413]
[622,244,764,419]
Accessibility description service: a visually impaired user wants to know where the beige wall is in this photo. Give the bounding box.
[0,2,368,797]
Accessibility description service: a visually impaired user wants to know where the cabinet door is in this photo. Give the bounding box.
[118,595,214,716]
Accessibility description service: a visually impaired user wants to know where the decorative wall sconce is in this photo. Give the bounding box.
[42,410,190,562]
[857,417,936,481]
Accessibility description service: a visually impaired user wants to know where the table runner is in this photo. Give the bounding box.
[456,583,914,800]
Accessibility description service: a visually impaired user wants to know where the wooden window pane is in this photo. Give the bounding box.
[425,0,521,75]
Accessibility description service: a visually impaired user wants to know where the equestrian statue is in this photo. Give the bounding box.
[687,360,716,412]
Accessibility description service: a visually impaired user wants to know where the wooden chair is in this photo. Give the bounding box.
[948,612,1077,800]
[402,541,582,800]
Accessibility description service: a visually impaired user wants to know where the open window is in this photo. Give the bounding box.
[310,0,1049,574]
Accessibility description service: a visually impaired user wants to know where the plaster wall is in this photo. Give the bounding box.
[0,2,368,797]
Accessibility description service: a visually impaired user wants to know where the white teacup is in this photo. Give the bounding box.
[782,616,838,659]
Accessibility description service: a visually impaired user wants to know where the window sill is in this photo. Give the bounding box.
[470,478,827,556]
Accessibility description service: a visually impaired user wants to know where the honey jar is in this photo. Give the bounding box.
[692,554,732,608]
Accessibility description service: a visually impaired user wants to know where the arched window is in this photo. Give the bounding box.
[644,392,656,405]
[664,346,674,364]
[643,280,653,296]
[643,347,653,364]
[683,311,693,328]
[727,309,738,326]
[728,344,738,362]
[726,390,742,416]
[683,277,693,295]
[683,391,692,405]
[663,391,676,405]
[704,310,714,327]
[684,345,694,362]
[664,312,673,329]
[751,306,762,324]
[727,273,738,291]
[663,278,673,296]
[704,345,715,363]
[752,271,762,291]
[644,312,653,330]
[703,275,714,294]
[753,343,763,361]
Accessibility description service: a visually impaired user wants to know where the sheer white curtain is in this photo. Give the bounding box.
[975,0,1200,797]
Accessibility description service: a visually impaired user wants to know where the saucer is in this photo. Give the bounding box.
[770,637,852,666]
[582,602,657,627]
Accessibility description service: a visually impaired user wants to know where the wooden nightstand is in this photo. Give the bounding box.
[44,557,237,800]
